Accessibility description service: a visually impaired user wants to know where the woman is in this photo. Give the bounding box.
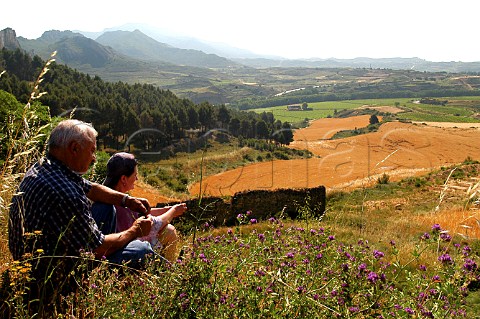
[92,152,187,263]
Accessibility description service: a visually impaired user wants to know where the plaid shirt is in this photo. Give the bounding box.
[8,155,105,260]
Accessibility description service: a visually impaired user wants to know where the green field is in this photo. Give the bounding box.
[252,97,480,124]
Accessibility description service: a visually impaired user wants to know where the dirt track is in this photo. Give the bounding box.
[189,117,480,197]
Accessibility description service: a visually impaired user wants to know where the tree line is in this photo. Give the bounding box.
[0,48,293,155]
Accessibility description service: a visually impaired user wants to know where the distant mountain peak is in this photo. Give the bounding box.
[0,27,21,50]
[39,30,84,43]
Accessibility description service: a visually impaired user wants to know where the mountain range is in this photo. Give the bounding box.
[2,25,480,105]
[4,25,480,73]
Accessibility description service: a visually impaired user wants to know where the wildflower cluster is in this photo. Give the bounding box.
[57,221,478,318]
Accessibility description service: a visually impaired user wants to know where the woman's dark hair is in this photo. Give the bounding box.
[103,152,138,188]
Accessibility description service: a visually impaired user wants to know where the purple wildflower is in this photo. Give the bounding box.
[440,232,452,242]
[328,235,335,241]
[258,233,265,242]
[373,250,385,259]
[438,254,453,264]
[463,258,477,272]
[429,289,438,296]
[420,232,431,240]
[255,269,266,277]
[250,218,257,224]
[367,271,379,283]
[419,264,427,271]
[432,224,441,232]
[418,292,426,301]
[297,286,306,294]
[286,252,295,258]
[348,306,360,313]
[404,307,415,315]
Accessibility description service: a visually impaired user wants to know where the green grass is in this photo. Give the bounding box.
[251,97,480,124]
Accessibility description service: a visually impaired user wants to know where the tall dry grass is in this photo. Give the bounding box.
[0,52,56,273]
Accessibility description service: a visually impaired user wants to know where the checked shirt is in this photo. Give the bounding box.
[8,155,105,260]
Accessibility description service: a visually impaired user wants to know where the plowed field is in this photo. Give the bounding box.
[188,117,480,197]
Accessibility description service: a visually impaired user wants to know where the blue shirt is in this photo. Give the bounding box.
[8,155,105,260]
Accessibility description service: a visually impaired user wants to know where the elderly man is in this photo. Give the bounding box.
[7,119,155,312]
[9,119,155,263]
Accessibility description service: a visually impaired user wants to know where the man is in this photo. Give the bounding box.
[7,119,155,312]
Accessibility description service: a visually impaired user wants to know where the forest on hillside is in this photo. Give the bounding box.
[0,48,293,157]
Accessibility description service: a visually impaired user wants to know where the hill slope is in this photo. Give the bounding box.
[96,30,238,68]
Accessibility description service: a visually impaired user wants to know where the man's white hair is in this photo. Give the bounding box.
[48,119,98,151]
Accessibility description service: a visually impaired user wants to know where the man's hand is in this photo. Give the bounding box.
[126,197,151,216]
[133,215,153,237]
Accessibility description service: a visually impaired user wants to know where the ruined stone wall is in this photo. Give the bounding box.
[157,185,326,233]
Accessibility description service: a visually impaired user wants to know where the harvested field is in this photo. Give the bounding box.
[413,121,480,129]
[294,115,376,140]
[189,117,480,197]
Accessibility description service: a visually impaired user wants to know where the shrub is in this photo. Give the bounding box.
[377,173,390,184]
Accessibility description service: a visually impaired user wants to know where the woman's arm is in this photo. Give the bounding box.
[150,206,171,216]
[153,203,187,231]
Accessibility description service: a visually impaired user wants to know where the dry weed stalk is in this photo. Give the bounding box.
[435,167,456,213]
[0,52,55,238]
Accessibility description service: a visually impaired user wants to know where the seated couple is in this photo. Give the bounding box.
[92,152,186,263]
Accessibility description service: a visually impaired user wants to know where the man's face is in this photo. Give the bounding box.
[73,136,97,175]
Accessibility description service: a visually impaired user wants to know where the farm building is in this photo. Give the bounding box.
[287,104,302,111]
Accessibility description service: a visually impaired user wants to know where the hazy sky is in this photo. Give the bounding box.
[2,0,479,62]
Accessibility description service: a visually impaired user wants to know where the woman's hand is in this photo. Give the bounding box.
[171,203,187,218]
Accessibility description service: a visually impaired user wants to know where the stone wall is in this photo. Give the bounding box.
[157,185,326,232]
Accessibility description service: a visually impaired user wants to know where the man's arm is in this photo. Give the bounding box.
[87,182,151,214]
[93,216,153,258]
